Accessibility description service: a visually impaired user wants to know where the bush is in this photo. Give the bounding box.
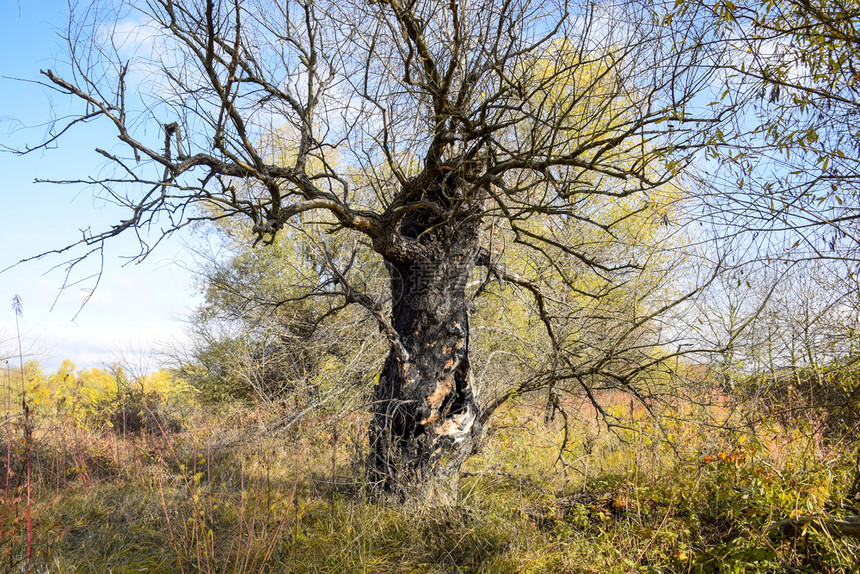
[744,363,860,441]
[104,389,183,437]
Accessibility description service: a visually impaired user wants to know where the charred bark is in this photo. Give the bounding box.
[367,205,483,502]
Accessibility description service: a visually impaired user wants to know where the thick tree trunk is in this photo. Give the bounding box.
[367,213,483,503]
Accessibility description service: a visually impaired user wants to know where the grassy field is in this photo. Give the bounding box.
[0,387,857,573]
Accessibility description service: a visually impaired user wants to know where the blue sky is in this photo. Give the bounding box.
[0,0,198,372]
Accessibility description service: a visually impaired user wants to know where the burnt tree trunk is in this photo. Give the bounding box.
[367,207,483,502]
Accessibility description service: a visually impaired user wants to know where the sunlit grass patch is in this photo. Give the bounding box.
[0,388,857,573]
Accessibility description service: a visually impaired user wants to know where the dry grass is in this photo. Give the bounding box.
[0,390,857,574]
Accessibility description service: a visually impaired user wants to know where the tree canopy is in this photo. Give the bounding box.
[12,0,747,498]
[701,0,860,263]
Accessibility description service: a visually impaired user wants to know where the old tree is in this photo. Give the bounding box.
[24,0,723,499]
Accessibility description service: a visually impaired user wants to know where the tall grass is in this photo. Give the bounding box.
[0,382,856,573]
[4,295,33,574]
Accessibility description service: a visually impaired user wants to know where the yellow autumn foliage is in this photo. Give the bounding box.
[1,360,192,417]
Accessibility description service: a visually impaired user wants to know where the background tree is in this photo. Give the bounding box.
[695,0,860,499]
[183,218,386,408]
[17,0,726,499]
